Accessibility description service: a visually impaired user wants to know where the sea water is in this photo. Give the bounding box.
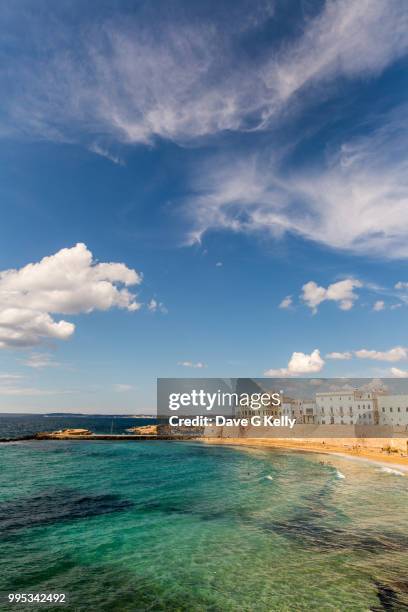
[0,424,407,610]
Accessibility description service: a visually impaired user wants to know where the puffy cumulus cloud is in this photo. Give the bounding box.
[395,281,408,289]
[0,243,142,349]
[355,346,408,362]
[279,296,292,309]
[1,1,407,145]
[326,351,352,360]
[390,367,408,378]
[187,105,408,259]
[301,279,362,313]
[373,300,385,311]
[264,349,324,377]
[177,361,207,369]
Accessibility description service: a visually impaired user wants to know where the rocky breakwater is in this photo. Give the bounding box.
[36,428,93,439]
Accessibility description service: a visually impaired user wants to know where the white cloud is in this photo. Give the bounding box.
[0,373,23,381]
[390,367,408,378]
[279,295,292,309]
[89,143,124,166]
[0,373,65,396]
[301,279,362,313]
[359,378,388,392]
[187,104,408,259]
[113,384,134,392]
[0,243,142,348]
[395,281,408,289]
[215,262,223,267]
[2,1,407,145]
[264,349,324,377]
[147,298,167,314]
[22,352,60,369]
[373,300,385,311]
[0,386,61,396]
[326,352,352,360]
[354,346,408,362]
[178,361,207,369]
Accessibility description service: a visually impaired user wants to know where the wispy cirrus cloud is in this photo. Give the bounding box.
[1,1,407,146]
[113,384,134,392]
[0,372,65,396]
[88,143,125,166]
[186,103,408,258]
[22,352,60,369]
[178,361,207,369]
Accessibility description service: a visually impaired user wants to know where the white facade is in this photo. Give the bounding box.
[281,399,316,424]
[237,393,281,419]
[239,389,408,429]
[377,395,408,428]
[315,391,377,425]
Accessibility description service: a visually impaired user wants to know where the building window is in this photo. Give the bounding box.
[390,407,393,412]
[382,407,385,412]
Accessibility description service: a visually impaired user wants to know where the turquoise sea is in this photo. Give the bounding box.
[0,419,407,610]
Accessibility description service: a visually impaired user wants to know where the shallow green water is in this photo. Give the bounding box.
[0,441,407,611]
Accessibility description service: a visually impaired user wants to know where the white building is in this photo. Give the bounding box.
[377,395,408,428]
[281,399,316,424]
[315,390,377,425]
[236,392,281,419]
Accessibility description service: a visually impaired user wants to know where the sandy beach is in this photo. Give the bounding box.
[199,437,408,471]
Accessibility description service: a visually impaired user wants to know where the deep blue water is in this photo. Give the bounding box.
[0,414,154,439]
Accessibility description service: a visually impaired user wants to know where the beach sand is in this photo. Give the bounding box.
[198,437,408,471]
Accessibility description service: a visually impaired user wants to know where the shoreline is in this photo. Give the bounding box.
[197,437,408,472]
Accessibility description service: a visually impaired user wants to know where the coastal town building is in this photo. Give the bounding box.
[234,382,408,430]
[315,390,379,425]
[236,393,281,419]
[281,399,316,424]
[377,395,408,427]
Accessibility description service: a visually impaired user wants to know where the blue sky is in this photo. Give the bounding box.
[0,0,408,412]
